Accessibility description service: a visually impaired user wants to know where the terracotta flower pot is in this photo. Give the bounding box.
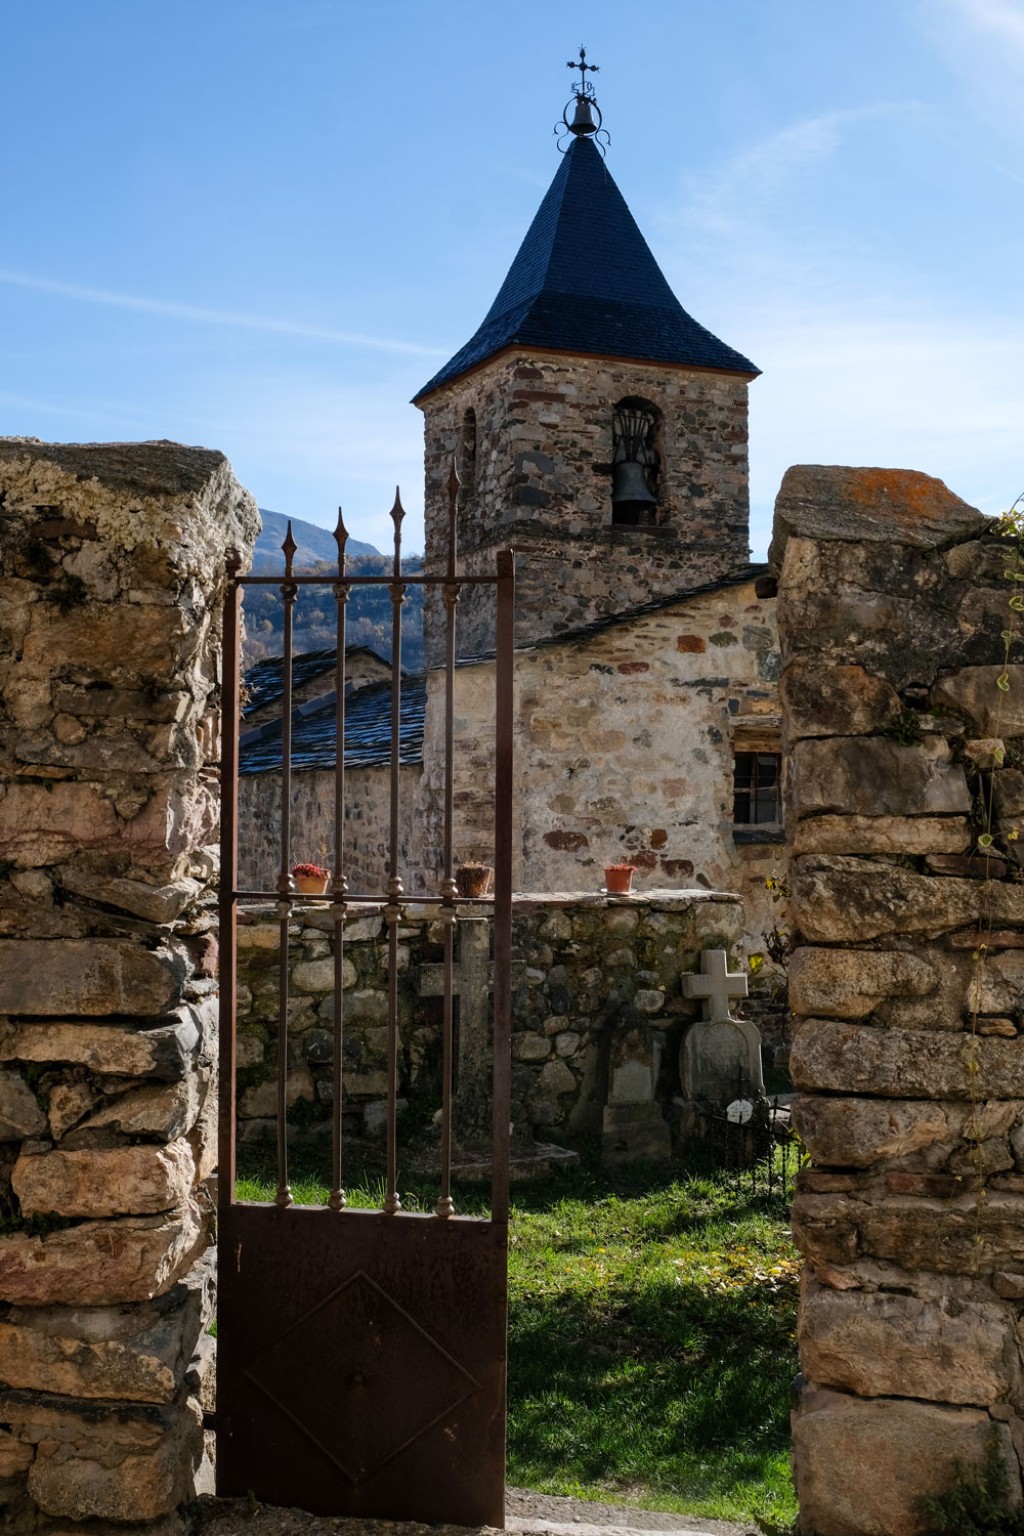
[293,868,330,896]
[604,864,636,895]
[455,863,494,898]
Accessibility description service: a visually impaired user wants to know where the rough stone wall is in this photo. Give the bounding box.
[237,762,420,894]
[235,890,743,1146]
[419,349,751,660]
[415,577,781,954]
[0,439,258,1532]
[775,464,1024,1535]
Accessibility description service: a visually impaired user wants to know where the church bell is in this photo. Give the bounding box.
[569,97,598,136]
[611,459,657,519]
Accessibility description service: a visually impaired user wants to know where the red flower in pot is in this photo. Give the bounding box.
[292,862,331,896]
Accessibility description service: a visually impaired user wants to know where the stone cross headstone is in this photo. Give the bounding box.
[417,916,493,1143]
[680,948,764,1104]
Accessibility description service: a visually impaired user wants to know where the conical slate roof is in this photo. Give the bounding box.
[415,136,758,401]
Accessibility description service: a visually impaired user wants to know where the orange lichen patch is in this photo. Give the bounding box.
[772,463,985,556]
[844,467,969,524]
[676,634,706,653]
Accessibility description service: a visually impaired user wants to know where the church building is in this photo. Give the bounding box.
[238,62,783,953]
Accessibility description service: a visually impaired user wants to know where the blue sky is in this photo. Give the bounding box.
[2,1,1022,557]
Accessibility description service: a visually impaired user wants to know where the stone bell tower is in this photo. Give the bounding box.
[414,54,760,660]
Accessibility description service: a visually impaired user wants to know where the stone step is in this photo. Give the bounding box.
[194,1491,755,1536]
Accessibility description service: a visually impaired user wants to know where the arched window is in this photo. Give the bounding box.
[611,397,660,526]
[458,406,477,501]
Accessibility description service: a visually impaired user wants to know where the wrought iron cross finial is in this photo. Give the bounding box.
[567,45,599,97]
[556,45,609,155]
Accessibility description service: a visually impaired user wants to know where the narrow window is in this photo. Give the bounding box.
[458,406,477,501]
[733,751,781,826]
[611,397,660,526]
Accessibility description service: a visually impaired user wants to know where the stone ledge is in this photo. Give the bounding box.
[769,463,986,570]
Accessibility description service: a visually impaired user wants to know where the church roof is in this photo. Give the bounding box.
[415,136,758,401]
[242,645,387,724]
[238,675,426,776]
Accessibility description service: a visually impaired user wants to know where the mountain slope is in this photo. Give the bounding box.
[253,508,379,573]
[244,511,424,670]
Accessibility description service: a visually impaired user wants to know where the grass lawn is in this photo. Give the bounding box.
[236,1150,800,1530]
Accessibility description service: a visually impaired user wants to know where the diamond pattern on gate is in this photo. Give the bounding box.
[243,1269,481,1484]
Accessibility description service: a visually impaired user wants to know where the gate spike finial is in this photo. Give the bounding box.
[390,488,405,575]
[281,520,297,578]
[334,506,348,573]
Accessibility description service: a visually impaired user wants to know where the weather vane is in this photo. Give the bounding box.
[555,44,611,156]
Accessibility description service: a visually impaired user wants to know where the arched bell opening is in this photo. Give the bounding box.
[611,396,660,526]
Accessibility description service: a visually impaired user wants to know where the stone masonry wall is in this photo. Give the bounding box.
[414,577,782,955]
[235,890,743,1149]
[776,464,1024,1535]
[0,440,258,1533]
[237,762,419,895]
[419,349,751,661]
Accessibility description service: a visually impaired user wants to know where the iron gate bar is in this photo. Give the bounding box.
[385,490,405,1216]
[492,547,515,1219]
[232,889,498,904]
[275,524,299,1208]
[438,464,461,1218]
[236,573,501,586]
[331,507,349,1211]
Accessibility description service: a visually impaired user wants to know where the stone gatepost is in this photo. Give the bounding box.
[0,440,258,1532]
[775,465,1024,1535]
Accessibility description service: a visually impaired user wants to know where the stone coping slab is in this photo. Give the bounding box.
[238,890,741,920]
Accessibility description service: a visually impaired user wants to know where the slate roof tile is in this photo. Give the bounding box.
[242,646,387,722]
[239,675,425,776]
[243,647,337,721]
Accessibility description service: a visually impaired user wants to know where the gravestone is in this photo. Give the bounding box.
[417,916,493,1143]
[602,1028,672,1162]
[680,949,763,1105]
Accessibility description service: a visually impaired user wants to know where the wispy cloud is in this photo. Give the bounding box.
[677,103,920,236]
[650,81,1024,559]
[0,389,161,430]
[0,269,446,358]
[939,0,1024,51]
[924,0,1024,139]
[744,306,1024,555]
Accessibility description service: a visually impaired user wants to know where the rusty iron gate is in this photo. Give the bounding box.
[216,475,514,1525]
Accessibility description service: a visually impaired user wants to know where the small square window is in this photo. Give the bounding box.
[733,751,781,826]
